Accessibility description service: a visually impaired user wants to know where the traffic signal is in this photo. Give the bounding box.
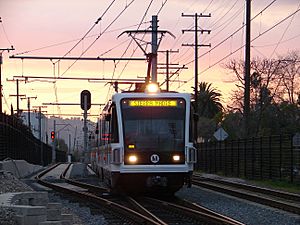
[80,90,91,110]
[51,131,55,141]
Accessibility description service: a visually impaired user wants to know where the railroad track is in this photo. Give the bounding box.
[192,175,300,215]
[36,163,160,225]
[128,196,245,225]
[36,163,245,224]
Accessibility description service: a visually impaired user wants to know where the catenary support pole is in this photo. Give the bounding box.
[244,0,251,137]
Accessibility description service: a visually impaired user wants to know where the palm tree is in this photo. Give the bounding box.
[193,82,223,119]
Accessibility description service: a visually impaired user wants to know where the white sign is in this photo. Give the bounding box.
[150,154,160,163]
[214,127,228,141]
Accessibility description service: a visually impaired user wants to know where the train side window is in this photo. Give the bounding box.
[110,104,119,143]
[102,116,110,145]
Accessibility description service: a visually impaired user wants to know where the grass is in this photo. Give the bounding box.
[249,179,300,194]
[195,170,300,194]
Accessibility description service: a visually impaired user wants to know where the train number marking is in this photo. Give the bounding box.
[150,154,160,163]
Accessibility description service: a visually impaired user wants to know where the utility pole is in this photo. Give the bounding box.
[157,49,180,91]
[118,15,175,83]
[83,95,88,153]
[52,120,56,163]
[182,13,211,143]
[8,79,26,116]
[244,0,251,137]
[0,46,15,114]
[151,15,158,83]
[32,105,47,165]
[68,133,71,160]
[73,126,77,154]
[21,96,37,130]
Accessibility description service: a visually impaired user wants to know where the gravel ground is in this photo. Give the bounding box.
[0,170,33,225]
[1,166,299,225]
[176,186,300,225]
[48,193,108,225]
[0,169,107,225]
[0,170,33,194]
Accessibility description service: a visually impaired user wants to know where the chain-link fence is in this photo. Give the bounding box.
[0,113,66,166]
[196,135,300,184]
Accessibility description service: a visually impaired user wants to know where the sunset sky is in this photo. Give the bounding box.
[1,0,299,120]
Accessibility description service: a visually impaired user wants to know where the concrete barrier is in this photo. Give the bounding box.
[0,192,73,225]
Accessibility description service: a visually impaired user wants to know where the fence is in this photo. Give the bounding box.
[0,113,66,166]
[196,135,300,184]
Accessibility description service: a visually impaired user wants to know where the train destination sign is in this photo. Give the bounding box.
[128,100,177,107]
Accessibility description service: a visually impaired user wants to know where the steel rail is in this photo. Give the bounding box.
[143,197,245,225]
[175,198,245,225]
[193,175,300,201]
[60,163,109,194]
[192,177,300,215]
[126,196,168,225]
[36,163,161,225]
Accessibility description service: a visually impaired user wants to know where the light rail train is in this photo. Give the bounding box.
[90,83,196,194]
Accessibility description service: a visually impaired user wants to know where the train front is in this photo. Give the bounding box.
[112,88,196,194]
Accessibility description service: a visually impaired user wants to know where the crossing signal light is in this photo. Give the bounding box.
[51,131,55,141]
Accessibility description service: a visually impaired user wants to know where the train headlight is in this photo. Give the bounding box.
[145,83,159,93]
[173,155,180,161]
[128,155,137,163]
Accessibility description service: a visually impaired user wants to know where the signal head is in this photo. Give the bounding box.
[50,131,55,140]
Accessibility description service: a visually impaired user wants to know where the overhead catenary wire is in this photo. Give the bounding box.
[208,0,239,29]
[203,0,214,14]
[209,3,244,32]
[178,6,300,89]
[98,39,131,57]
[55,0,117,65]
[47,0,118,113]
[5,1,297,116]
[172,0,243,65]
[0,18,13,47]
[252,33,300,48]
[13,22,149,56]
[173,0,276,67]
[183,0,278,67]
[104,0,155,101]
[269,1,300,58]
[59,0,136,77]
[113,0,155,79]
[156,0,168,15]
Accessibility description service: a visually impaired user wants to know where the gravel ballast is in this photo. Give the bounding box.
[1,165,299,225]
[176,186,300,225]
[0,169,108,225]
[0,170,33,225]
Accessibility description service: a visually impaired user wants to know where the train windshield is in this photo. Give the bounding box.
[121,98,186,152]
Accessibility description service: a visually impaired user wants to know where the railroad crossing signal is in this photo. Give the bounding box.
[50,131,55,141]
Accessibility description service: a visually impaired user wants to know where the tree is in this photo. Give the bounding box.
[224,52,300,137]
[197,117,217,142]
[56,138,68,152]
[277,51,300,104]
[192,82,223,141]
[194,82,223,119]
[224,57,285,112]
[222,111,243,139]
